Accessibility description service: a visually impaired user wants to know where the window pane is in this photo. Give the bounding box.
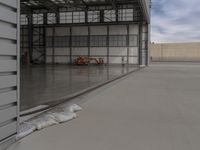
[72,36,88,47]
[118,9,133,21]
[73,12,85,23]
[47,13,56,24]
[109,35,127,47]
[60,12,73,24]
[129,35,138,47]
[104,10,116,22]
[33,13,44,24]
[88,11,100,22]
[90,35,107,47]
[21,14,28,25]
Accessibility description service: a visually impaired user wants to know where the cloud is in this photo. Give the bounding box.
[151,0,200,43]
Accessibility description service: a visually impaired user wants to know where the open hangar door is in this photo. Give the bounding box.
[0,0,20,149]
[0,0,150,148]
[19,0,150,112]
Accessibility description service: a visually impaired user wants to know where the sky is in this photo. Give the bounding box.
[151,0,200,43]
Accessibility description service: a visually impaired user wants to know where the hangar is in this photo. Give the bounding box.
[0,0,150,148]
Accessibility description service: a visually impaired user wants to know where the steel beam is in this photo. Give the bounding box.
[28,12,33,63]
[52,27,55,64]
[69,27,72,64]
[107,25,109,65]
[88,26,91,59]
[127,24,130,65]
[138,22,142,66]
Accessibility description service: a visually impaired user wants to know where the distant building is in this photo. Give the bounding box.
[150,42,200,62]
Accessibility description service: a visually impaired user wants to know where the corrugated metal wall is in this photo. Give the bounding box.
[46,24,139,65]
[0,0,19,148]
[139,23,148,66]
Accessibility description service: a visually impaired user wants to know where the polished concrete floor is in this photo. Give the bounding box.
[10,63,200,150]
[21,64,137,111]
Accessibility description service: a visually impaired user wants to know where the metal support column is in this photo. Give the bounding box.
[85,8,88,23]
[44,13,47,64]
[146,23,150,66]
[138,23,143,66]
[69,27,72,64]
[107,25,110,65]
[116,6,119,22]
[56,10,60,24]
[28,13,33,64]
[88,26,90,58]
[52,27,55,64]
[127,24,130,65]
[43,27,47,64]
[100,10,104,23]
[44,13,47,25]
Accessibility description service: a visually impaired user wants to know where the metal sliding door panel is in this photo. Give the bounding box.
[0,7,17,24]
[0,0,19,147]
[0,75,17,88]
[0,60,17,72]
[0,106,17,125]
[0,91,17,107]
[0,24,17,40]
[0,0,17,9]
[0,42,17,56]
[0,122,17,141]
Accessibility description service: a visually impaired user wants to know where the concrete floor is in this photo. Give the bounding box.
[11,63,200,150]
[21,64,136,111]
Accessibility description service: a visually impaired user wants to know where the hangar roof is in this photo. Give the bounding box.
[21,0,150,22]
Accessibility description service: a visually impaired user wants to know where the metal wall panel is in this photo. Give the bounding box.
[129,24,139,34]
[0,106,17,125]
[55,27,70,36]
[0,75,17,90]
[54,48,70,55]
[0,24,17,40]
[0,60,17,72]
[0,7,17,24]
[141,24,148,66]
[72,27,88,35]
[45,24,140,65]
[0,91,17,106]
[0,0,17,9]
[0,122,17,141]
[55,56,70,63]
[0,42,17,56]
[129,57,138,64]
[46,24,139,65]
[90,26,107,35]
[0,0,18,8]
[0,0,19,147]
[129,47,138,56]
[109,48,127,56]
[72,48,88,56]
[109,25,127,35]
[109,57,123,64]
[90,48,107,56]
